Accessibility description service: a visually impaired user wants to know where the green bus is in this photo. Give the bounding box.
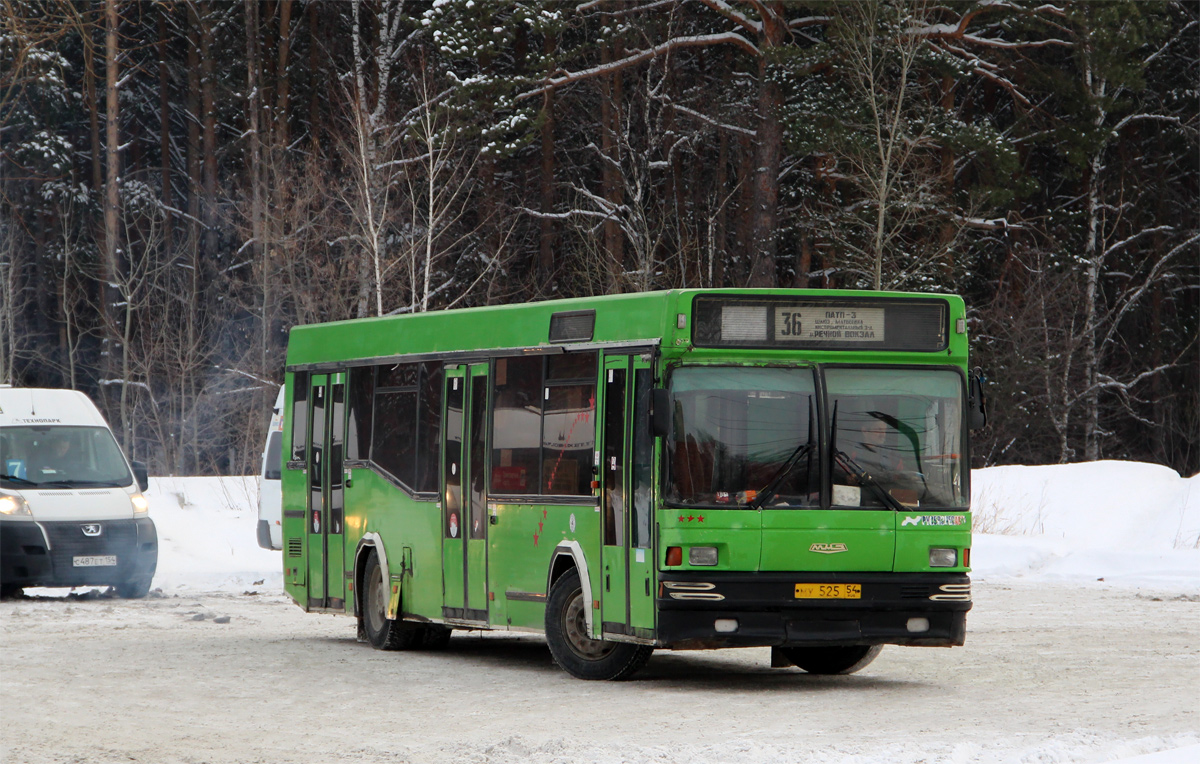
[281,289,984,680]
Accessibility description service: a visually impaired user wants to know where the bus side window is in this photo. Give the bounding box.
[416,362,443,493]
[291,372,309,461]
[490,356,542,495]
[373,364,418,488]
[347,366,375,461]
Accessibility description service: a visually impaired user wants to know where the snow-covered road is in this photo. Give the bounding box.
[2,581,1196,764]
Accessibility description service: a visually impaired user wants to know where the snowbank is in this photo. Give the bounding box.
[972,460,1200,591]
[145,475,283,594]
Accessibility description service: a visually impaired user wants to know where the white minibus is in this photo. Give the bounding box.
[0,387,157,598]
[256,386,285,550]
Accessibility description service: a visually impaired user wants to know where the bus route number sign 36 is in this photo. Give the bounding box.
[775,307,885,343]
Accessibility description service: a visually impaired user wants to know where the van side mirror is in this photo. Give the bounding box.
[132,461,149,493]
[650,389,671,439]
[968,369,988,431]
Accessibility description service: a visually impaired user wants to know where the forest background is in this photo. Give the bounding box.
[1,0,1196,477]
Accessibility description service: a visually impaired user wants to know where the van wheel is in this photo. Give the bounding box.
[545,569,652,680]
[1,584,22,600]
[362,550,421,650]
[781,645,882,675]
[116,577,152,599]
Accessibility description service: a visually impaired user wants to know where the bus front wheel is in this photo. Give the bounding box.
[545,569,652,680]
[362,550,421,650]
[781,645,882,675]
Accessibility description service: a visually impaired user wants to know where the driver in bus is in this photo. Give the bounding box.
[848,415,906,476]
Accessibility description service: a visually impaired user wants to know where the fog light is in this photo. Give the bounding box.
[929,547,957,567]
[714,618,738,633]
[689,546,718,566]
[907,617,930,633]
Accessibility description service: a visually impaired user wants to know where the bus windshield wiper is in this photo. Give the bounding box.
[1,473,37,485]
[749,398,814,511]
[832,449,905,513]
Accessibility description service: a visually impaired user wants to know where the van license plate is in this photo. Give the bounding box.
[73,555,117,567]
[794,583,861,599]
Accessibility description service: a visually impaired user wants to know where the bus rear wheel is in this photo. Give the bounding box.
[362,550,421,650]
[781,645,882,675]
[545,569,652,680]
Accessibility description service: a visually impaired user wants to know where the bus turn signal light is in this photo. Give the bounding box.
[666,546,683,566]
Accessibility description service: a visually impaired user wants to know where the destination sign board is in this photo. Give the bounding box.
[773,306,885,343]
[691,295,948,352]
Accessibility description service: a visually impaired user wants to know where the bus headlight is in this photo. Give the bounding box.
[0,494,31,516]
[130,493,150,515]
[929,547,957,567]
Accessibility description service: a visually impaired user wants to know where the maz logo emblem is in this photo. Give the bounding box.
[810,543,847,554]
[81,524,102,537]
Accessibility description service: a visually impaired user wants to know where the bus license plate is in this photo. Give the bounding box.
[73,555,117,567]
[795,583,861,599]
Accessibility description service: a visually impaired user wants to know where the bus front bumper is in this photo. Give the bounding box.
[655,571,971,649]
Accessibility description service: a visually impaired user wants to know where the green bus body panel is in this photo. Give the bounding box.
[280,289,974,632]
[658,509,762,570]
[895,514,973,573]
[760,509,896,572]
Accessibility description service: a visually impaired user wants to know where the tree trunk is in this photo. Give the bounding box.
[274,0,294,151]
[103,0,129,446]
[158,7,173,247]
[746,2,786,288]
[538,36,558,277]
[200,1,218,259]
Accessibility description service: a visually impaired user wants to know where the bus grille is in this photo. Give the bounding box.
[287,538,303,558]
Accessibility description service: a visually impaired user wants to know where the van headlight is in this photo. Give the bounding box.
[0,494,31,516]
[130,493,150,515]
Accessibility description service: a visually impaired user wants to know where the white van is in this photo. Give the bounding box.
[0,387,157,598]
[256,386,285,550]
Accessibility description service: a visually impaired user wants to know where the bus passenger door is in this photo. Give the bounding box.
[464,363,491,621]
[601,354,656,639]
[627,358,656,634]
[600,357,629,635]
[305,372,347,610]
[441,368,466,615]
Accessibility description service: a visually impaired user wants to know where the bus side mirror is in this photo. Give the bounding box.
[651,389,671,439]
[132,461,149,493]
[968,369,987,431]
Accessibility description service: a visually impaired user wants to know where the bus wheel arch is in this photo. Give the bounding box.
[353,534,392,622]
[360,547,421,650]
[547,541,595,635]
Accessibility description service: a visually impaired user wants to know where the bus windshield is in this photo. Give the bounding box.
[666,366,819,507]
[665,365,966,510]
[0,426,133,488]
[827,367,965,509]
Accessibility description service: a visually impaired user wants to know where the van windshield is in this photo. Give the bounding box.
[0,426,133,488]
